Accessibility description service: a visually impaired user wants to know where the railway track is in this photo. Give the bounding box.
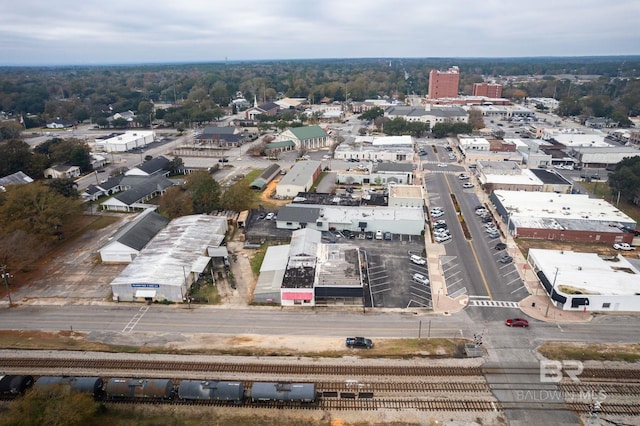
[0,357,482,377]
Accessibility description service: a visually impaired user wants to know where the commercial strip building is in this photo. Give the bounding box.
[476,161,573,194]
[333,135,414,163]
[528,249,640,312]
[275,203,425,236]
[110,215,228,302]
[275,160,322,199]
[490,190,636,244]
[254,228,366,307]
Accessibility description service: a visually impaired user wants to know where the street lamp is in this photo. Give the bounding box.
[1,266,12,307]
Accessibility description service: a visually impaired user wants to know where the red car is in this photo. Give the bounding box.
[505,318,529,328]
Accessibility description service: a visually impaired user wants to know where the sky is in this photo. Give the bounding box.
[1,0,639,66]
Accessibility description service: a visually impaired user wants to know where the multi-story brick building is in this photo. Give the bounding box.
[428,66,460,99]
[472,83,503,98]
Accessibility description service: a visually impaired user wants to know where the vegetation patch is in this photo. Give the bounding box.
[538,342,640,363]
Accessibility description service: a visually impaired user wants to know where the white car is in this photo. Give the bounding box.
[412,273,430,285]
[410,254,427,265]
[265,212,275,220]
[462,182,474,189]
[437,163,447,168]
[435,234,452,243]
[458,174,469,180]
[375,230,383,240]
[613,243,634,251]
[476,208,488,216]
[430,210,445,218]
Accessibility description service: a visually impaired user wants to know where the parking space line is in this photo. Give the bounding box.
[511,285,526,294]
[505,277,521,286]
[371,288,392,295]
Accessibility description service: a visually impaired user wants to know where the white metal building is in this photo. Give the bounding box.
[528,248,640,312]
[95,131,155,152]
[275,160,321,199]
[110,215,228,302]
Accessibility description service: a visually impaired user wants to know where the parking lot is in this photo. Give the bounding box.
[323,232,431,309]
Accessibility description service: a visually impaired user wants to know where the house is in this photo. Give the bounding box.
[100,175,174,212]
[44,165,81,179]
[91,153,108,170]
[108,110,138,127]
[279,125,330,150]
[99,209,169,263]
[0,171,34,189]
[46,119,74,129]
[125,156,170,177]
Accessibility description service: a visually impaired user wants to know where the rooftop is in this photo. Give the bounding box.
[529,249,640,296]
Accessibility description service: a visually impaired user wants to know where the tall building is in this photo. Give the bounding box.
[473,83,503,98]
[428,66,460,99]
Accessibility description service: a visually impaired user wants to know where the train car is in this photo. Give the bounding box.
[250,382,317,403]
[105,378,174,400]
[0,375,34,396]
[178,380,244,404]
[34,376,104,399]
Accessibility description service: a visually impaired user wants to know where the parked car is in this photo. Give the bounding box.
[462,182,474,189]
[505,318,529,328]
[410,254,426,265]
[346,337,373,349]
[613,243,634,251]
[412,273,430,285]
[384,231,392,240]
[488,231,500,239]
[375,230,383,240]
[265,213,275,220]
[365,231,374,240]
[476,208,488,216]
[499,255,513,264]
[430,210,445,218]
[218,157,229,163]
[433,228,450,237]
[435,234,452,243]
[458,174,469,180]
[495,243,507,250]
[258,213,266,220]
[434,221,448,229]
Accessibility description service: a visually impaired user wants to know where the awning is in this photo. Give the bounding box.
[135,290,157,298]
[191,256,211,274]
[282,292,313,301]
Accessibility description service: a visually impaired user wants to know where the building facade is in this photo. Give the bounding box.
[428,67,460,99]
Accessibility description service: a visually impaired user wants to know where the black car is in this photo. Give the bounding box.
[346,337,373,349]
[342,230,356,239]
[218,157,229,163]
[345,187,354,194]
[365,231,374,239]
[495,243,507,250]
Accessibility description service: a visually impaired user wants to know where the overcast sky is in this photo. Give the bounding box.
[1,0,638,66]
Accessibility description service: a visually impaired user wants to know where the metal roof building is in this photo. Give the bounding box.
[250,164,282,189]
[110,214,228,302]
[99,209,169,263]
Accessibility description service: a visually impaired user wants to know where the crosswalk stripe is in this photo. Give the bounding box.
[468,300,519,308]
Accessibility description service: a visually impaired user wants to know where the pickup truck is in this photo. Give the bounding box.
[345,337,373,349]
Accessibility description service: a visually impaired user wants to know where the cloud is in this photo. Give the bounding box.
[0,0,638,65]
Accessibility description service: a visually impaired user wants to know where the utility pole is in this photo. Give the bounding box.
[1,266,12,307]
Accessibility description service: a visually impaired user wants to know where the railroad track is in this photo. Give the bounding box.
[0,357,482,377]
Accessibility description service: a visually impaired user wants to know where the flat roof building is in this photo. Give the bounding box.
[428,67,460,99]
[490,190,636,244]
[528,249,640,312]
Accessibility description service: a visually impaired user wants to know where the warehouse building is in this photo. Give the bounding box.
[528,248,640,312]
[275,160,322,199]
[99,209,169,263]
[110,215,228,302]
[95,131,155,152]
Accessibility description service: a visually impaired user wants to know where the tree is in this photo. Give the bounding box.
[158,186,194,219]
[0,182,83,241]
[183,171,221,214]
[45,178,79,198]
[0,140,33,176]
[2,384,100,426]
[607,156,640,201]
[167,156,184,175]
[220,181,253,212]
[0,121,24,140]
[467,109,485,130]
[358,106,384,121]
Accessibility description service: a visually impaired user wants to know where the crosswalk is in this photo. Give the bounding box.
[468,299,520,308]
